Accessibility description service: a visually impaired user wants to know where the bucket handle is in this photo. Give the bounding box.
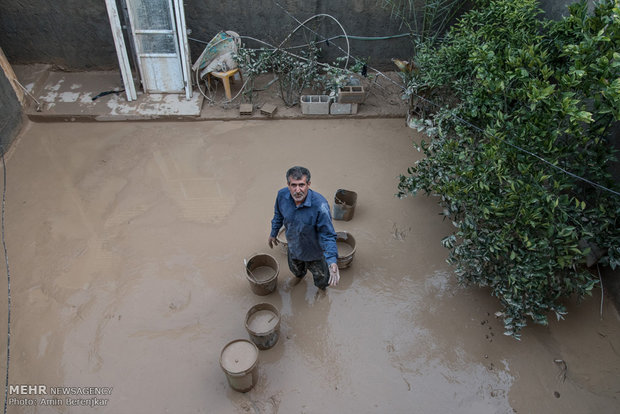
[244,258,258,283]
[335,189,356,206]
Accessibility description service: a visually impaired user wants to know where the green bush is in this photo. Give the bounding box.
[398,0,620,338]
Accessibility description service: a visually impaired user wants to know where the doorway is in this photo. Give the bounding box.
[107,0,192,98]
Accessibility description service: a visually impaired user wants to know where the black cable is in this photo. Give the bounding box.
[0,119,11,414]
[91,89,125,101]
[1,144,10,414]
[409,92,620,197]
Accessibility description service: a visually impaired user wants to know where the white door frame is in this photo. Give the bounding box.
[125,0,184,93]
[105,0,138,101]
[173,0,192,99]
[107,0,192,98]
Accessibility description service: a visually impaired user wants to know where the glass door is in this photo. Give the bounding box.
[125,0,184,93]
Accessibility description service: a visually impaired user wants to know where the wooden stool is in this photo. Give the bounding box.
[207,68,242,100]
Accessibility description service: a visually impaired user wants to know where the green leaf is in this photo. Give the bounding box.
[572,111,593,123]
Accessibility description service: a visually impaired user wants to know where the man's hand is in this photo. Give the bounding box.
[268,236,279,249]
[328,263,340,286]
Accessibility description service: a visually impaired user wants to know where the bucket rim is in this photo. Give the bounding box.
[220,339,259,375]
[245,253,279,284]
[245,302,281,336]
[335,189,358,206]
[276,227,287,245]
[335,231,357,256]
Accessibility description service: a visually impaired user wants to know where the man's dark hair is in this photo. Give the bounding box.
[286,166,311,183]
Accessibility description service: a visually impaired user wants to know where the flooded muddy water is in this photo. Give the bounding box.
[336,241,354,257]
[247,267,276,282]
[246,310,278,334]
[0,119,618,413]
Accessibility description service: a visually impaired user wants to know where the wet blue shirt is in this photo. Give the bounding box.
[270,188,338,265]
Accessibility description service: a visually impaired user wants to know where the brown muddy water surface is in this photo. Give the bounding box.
[336,241,355,258]
[221,340,259,374]
[246,310,279,334]
[1,119,619,413]
[247,267,276,283]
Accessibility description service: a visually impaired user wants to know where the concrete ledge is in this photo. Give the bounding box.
[13,66,408,122]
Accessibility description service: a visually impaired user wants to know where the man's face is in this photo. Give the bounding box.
[288,175,310,205]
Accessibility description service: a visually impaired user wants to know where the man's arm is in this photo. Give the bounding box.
[268,193,284,248]
[316,201,340,286]
[318,208,340,286]
[316,202,338,266]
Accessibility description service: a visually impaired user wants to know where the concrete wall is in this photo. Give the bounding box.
[0,0,417,71]
[0,1,589,71]
[0,0,117,70]
[0,69,22,155]
[539,0,594,19]
[186,0,416,69]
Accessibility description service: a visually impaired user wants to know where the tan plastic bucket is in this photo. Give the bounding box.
[245,303,281,350]
[245,253,279,295]
[333,189,358,221]
[336,231,356,269]
[219,339,259,392]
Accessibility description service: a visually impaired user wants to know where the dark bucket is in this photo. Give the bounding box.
[245,254,279,296]
[245,303,281,350]
[333,189,357,221]
[336,231,356,269]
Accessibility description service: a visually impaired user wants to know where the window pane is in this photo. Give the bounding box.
[133,0,172,30]
[138,33,177,54]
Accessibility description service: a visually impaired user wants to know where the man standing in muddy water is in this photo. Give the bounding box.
[268,166,340,289]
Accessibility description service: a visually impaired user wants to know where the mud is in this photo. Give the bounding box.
[221,341,259,374]
[336,241,354,257]
[246,310,279,334]
[248,267,276,282]
[0,119,619,413]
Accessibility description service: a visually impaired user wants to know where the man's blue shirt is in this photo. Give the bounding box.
[270,188,338,265]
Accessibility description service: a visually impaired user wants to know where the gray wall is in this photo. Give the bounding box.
[0,69,22,155]
[540,0,594,19]
[0,0,417,71]
[0,0,117,69]
[186,0,415,69]
[0,1,588,71]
